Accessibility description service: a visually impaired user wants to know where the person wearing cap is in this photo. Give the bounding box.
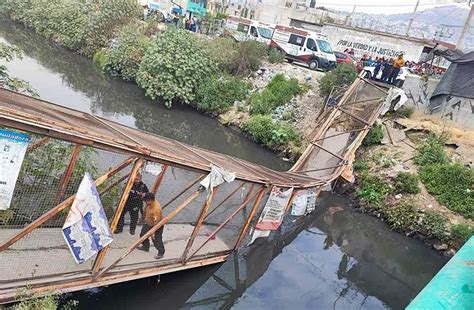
[116,173,149,235]
[138,192,165,259]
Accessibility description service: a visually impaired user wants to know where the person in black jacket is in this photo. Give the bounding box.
[116,173,149,235]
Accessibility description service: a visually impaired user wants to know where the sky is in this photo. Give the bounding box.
[314,0,471,14]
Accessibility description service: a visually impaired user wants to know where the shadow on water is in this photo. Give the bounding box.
[69,193,446,310]
[0,19,290,171]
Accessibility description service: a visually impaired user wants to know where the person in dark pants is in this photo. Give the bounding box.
[389,54,405,85]
[381,58,394,83]
[372,58,383,80]
[138,192,165,259]
[116,173,149,235]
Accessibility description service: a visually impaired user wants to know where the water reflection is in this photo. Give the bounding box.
[0,19,290,171]
[69,193,445,310]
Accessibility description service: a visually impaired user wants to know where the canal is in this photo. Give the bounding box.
[0,20,446,310]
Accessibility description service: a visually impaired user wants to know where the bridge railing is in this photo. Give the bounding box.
[0,129,273,292]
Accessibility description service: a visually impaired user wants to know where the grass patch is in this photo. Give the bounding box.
[450,224,474,244]
[394,172,420,194]
[242,115,301,148]
[362,123,384,147]
[414,134,448,166]
[250,74,301,115]
[419,163,474,219]
[318,63,357,97]
[353,159,370,172]
[268,47,285,64]
[195,77,250,114]
[356,173,391,206]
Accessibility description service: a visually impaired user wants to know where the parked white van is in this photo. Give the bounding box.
[270,25,336,71]
[224,16,274,45]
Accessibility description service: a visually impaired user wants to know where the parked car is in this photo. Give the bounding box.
[270,25,336,71]
[363,66,415,87]
[334,52,357,64]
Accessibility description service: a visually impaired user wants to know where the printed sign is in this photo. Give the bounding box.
[291,190,308,216]
[0,129,29,210]
[62,173,113,264]
[255,186,293,231]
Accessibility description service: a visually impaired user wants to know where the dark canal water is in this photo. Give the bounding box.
[0,20,446,310]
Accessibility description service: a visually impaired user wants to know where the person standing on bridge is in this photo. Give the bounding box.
[116,172,149,235]
[389,53,404,85]
[138,192,165,259]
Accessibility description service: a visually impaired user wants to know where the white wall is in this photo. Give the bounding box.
[320,25,427,62]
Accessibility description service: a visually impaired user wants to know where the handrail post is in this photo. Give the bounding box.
[92,158,144,276]
[180,187,219,263]
[151,164,168,194]
[234,187,267,249]
[56,144,82,204]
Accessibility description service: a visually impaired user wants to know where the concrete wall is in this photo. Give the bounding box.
[320,24,426,62]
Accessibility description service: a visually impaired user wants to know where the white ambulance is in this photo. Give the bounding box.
[224,16,274,45]
[270,25,337,71]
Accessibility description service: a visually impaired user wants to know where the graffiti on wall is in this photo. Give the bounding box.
[336,39,404,58]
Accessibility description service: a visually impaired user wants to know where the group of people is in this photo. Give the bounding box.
[370,54,405,85]
[141,4,201,33]
[115,173,165,260]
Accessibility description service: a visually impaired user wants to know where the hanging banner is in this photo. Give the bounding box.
[255,186,293,231]
[306,188,317,214]
[0,129,29,210]
[291,190,308,216]
[62,173,113,264]
[145,162,163,176]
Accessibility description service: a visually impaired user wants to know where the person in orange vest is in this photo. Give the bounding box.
[138,192,165,259]
[389,53,405,85]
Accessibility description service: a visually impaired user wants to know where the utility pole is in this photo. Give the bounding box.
[457,2,474,51]
[344,4,356,26]
[405,0,420,36]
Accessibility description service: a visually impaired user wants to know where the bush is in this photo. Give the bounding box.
[362,123,384,146]
[195,77,250,113]
[242,115,301,148]
[353,159,369,172]
[201,37,267,76]
[242,115,274,145]
[137,29,215,107]
[250,74,301,114]
[356,173,391,205]
[383,202,420,231]
[422,211,447,239]
[318,63,357,97]
[419,163,474,219]
[450,224,474,244]
[394,172,420,194]
[414,134,448,166]
[103,22,150,81]
[6,0,141,56]
[268,48,285,63]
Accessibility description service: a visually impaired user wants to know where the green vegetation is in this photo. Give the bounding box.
[353,159,369,172]
[137,29,215,107]
[419,163,474,219]
[383,202,419,231]
[414,134,448,166]
[413,134,474,219]
[356,173,391,206]
[318,63,357,97]
[7,291,78,310]
[201,38,267,76]
[5,0,141,56]
[242,115,301,148]
[102,22,150,81]
[268,48,285,64]
[250,74,301,114]
[0,42,37,96]
[394,172,420,194]
[194,77,250,114]
[362,123,384,147]
[422,210,448,240]
[450,224,474,244]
